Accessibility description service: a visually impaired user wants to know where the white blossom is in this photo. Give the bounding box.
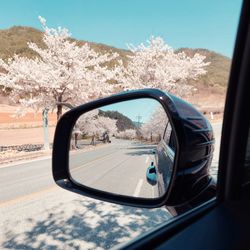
[77,110,118,137]
[0,16,122,119]
[120,36,210,96]
[117,129,137,139]
[140,106,168,140]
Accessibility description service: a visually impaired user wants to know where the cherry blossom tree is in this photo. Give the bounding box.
[77,110,118,138]
[117,129,137,140]
[120,36,210,96]
[0,16,121,120]
[140,106,168,141]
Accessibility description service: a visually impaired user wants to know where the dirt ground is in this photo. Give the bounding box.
[0,104,57,146]
[0,90,225,147]
[0,127,56,146]
[184,88,226,111]
[0,108,57,129]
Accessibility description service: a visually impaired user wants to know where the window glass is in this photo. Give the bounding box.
[0,1,242,249]
[169,133,177,151]
[164,121,172,145]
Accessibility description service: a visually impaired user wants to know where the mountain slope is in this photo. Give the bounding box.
[0,26,231,94]
[178,48,231,89]
[99,110,136,131]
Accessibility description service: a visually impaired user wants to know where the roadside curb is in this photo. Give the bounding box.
[0,141,112,169]
[0,153,52,169]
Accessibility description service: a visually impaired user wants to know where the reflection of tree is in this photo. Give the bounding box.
[140,107,168,141]
[99,110,136,132]
[117,129,137,139]
[76,110,118,142]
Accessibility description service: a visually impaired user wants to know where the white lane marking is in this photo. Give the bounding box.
[133,179,144,197]
[145,156,149,164]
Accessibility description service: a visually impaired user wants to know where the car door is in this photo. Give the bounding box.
[155,121,175,197]
[118,0,250,249]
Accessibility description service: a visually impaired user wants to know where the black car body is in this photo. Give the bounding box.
[148,96,216,208]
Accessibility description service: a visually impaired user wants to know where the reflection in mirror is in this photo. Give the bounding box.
[69,98,176,199]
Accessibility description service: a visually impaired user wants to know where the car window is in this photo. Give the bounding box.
[0,1,242,249]
[169,132,177,151]
[163,122,176,151]
[163,121,172,145]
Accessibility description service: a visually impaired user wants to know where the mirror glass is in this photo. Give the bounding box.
[69,98,176,199]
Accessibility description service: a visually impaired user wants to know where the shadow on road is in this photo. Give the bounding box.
[2,198,170,250]
[126,145,156,150]
[126,150,155,156]
[126,145,157,156]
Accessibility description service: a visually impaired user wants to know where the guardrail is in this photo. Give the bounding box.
[0,144,46,152]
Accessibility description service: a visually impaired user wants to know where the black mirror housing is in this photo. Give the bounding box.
[52,89,215,208]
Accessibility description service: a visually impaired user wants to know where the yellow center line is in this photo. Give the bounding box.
[0,146,125,208]
[0,150,120,208]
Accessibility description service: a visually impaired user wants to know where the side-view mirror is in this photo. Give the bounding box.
[52,89,216,210]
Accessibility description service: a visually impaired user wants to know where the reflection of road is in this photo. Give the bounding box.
[70,138,158,198]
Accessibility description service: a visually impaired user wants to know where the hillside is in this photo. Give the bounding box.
[0,26,130,64]
[178,48,231,90]
[98,110,136,131]
[0,26,231,110]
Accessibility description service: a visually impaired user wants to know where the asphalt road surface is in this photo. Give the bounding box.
[0,139,157,204]
[70,138,158,198]
[0,122,222,249]
[210,122,222,179]
[0,139,169,249]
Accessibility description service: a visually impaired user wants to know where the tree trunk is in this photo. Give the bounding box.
[56,96,63,120]
[57,104,62,120]
[74,133,78,148]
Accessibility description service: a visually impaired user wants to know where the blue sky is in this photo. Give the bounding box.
[101,98,161,123]
[0,0,242,57]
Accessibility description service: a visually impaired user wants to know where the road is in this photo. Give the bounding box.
[70,139,157,198]
[210,122,222,179]
[0,139,169,250]
[0,139,157,203]
[0,122,222,249]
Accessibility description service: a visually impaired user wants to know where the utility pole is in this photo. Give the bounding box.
[135,114,142,128]
[42,108,49,151]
